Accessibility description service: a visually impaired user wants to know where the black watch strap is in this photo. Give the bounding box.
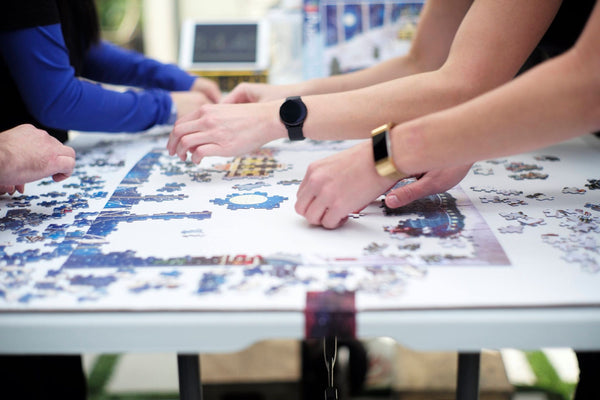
[288,125,304,141]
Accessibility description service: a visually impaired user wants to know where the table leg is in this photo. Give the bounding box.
[177,353,202,400]
[456,352,480,400]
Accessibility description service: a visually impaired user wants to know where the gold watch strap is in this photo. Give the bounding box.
[371,123,407,181]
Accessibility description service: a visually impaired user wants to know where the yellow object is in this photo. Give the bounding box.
[371,123,407,181]
[188,70,268,92]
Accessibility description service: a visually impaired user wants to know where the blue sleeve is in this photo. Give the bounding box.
[82,40,196,91]
[0,24,173,133]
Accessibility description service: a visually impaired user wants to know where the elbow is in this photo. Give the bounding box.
[436,59,518,104]
[406,48,446,74]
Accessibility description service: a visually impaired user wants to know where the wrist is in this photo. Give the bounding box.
[371,123,406,181]
[167,102,178,125]
[278,96,307,141]
[273,105,289,141]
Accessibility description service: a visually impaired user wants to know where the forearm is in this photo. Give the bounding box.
[83,41,195,91]
[39,83,173,132]
[299,66,485,141]
[296,55,426,95]
[0,26,173,132]
[292,0,473,96]
[297,0,563,141]
[391,47,600,174]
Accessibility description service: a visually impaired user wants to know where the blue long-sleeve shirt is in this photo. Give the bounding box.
[0,23,195,133]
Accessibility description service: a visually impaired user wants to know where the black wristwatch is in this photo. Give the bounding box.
[279,96,307,141]
[371,123,406,180]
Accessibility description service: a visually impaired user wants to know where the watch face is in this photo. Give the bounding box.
[280,98,307,125]
[372,130,389,162]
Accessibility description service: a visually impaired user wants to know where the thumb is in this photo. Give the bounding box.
[50,155,76,182]
[221,89,246,104]
[384,178,432,208]
[204,84,221,104]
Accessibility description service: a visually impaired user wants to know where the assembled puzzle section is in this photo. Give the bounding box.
[0,134,599,312]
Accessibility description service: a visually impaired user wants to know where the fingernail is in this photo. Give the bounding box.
[386,194,400,208]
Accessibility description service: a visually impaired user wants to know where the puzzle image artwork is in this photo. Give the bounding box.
[0,132,599,311]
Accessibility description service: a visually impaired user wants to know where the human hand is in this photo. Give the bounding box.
[170,91,215,120]
[0,124,76,194]
[221,82,296,104]
[295,141,398,229]
[0,184,25,195]
[383,164,472,208]
[167,102,283,164]
[190,77,221,103]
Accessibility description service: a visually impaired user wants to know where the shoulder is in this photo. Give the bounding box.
[1,0,60,31]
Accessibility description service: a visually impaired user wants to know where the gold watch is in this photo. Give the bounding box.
[371,123,406,180]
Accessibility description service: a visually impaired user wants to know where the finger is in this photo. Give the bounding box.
[193,79,221,103]
[166,130,177,155]
[16,184,25,193]
[51,156,75,182]
[176,107,205,124]
[204,83,221,104]
[61,145,76,158]
[321,208,348,230]
[176,133,210,161]
[168,123,190,155]
[169,118,208,156]
[294,184,313,216]
[51,155,76,180]
[220,92,237,104]
[0,185,14,195]
[52,173,69,182]
[385,177,433,208]
[190,143,223,164]
[303,197,329,226]
[221,88,246,104]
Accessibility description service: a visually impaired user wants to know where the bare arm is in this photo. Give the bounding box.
[299,0,563,141]
[169,0,562,162]
[222,0,472,104]
[297,0,473,94]
[294,0,588,228]
[390,1,600,177]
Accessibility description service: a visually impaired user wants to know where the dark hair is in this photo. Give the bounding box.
[56,0,100,75]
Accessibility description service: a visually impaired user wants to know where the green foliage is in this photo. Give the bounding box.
[96,0,128,30]
[87,354,120,399]
[519,351,578,400]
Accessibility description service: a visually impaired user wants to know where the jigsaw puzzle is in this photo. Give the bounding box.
[0,132,599,311]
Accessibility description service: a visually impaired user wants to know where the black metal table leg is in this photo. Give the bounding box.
[456,352,480,400]
[177,353,202,400]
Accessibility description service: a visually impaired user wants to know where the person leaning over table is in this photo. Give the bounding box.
[297,2,600,399]
[0,1,216,398]
[167,0,593,172]
[0,124,75,195]
[0,0,221,144]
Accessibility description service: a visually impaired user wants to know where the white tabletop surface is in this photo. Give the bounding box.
[1,130,599,354]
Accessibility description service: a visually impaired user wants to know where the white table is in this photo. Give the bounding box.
[1,132,599,399]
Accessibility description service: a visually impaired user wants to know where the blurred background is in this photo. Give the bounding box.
[97,0,278,63]
[96,0,422,87]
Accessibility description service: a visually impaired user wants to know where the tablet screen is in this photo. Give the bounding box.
[192,24,257,63]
